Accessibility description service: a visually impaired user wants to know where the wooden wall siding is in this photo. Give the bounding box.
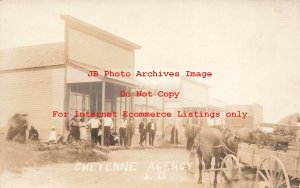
[0,68,65,139]
[181,79,209,106]
[68,28,134,75]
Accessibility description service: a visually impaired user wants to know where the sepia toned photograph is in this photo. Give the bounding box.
[0,0,300,188]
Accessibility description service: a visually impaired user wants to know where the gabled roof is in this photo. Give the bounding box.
[0,43,64,71]
[61,15,141,51]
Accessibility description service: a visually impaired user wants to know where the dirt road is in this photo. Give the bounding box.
[0,148,204,188]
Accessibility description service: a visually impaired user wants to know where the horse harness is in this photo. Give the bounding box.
[192,128,239,157]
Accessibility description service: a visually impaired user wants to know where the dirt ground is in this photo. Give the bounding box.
[0,148,207,188]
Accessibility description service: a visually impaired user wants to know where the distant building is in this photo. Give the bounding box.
[225,103,263,129]
[147,77,226,143]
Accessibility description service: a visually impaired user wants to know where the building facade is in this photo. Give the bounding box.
[225,103,263,130]
[0,15,143,139]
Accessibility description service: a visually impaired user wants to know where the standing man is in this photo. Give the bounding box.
[98,119,103,146]
[170,125,179,145]
[127,117,135,147]
[87,117,101,145]
[147,118,157,146]
[118,115,127,147]
[139,118,147,146]
[103,116,114,147]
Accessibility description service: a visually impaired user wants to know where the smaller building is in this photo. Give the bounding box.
[225,103,263,129]
[145,77,226,143]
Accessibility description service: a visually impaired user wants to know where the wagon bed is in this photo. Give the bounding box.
[220,123,300,188]
[238,143,300,178]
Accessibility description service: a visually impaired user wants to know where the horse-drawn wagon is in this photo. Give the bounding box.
[220,123,300,188]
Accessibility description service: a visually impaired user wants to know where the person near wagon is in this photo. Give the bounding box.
[139,118,147,146]
[127,117,135,147]
[87,117,101,145]
[147,118,157,146]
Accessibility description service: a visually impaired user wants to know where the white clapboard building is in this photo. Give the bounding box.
[0,15,142,139]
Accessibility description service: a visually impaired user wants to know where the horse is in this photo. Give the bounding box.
[221,127,239,156]
[4,113,28,143]
[223,127,263,153]
[185,124,223,186]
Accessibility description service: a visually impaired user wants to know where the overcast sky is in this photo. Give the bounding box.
[0,0,299,123]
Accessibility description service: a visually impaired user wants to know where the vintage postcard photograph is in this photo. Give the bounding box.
[0,0,300,188]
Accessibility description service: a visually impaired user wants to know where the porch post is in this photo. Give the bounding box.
[125,86,128,112]
[101,81,106,146]
[145,93,148,146]
[130,88,134,112]
[162,97,165,138]
[63,84,70,143]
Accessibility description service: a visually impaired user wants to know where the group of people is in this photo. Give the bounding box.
[138,118,157,146]
[88,116,115,147]
[117,116,135,147]
[27,116,159,147]
[68,116,158,147]
[68,116,114,147]
[28,125,56,145]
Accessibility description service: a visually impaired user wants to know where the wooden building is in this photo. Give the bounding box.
[0,15,143,139]
[153,77,226,143]
[225,103,263,130]
[0,43,65,139]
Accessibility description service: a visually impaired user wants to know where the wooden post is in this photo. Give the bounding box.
[125,86,128,112]
[101,81,106,146]
[62,84,70,143]
[162,96,165,138]
[130,88,134,112]
[95,87,98,112]
[145,93,148,146]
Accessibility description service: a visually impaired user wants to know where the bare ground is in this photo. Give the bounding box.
[0,148,204,188]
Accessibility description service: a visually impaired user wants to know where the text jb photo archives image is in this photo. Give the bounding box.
[0,1,300,188]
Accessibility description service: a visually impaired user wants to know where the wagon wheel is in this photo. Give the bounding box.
[255,155,291,188]
[220,154,242,188]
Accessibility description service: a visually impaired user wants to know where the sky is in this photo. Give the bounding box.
[0,0,299,122]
